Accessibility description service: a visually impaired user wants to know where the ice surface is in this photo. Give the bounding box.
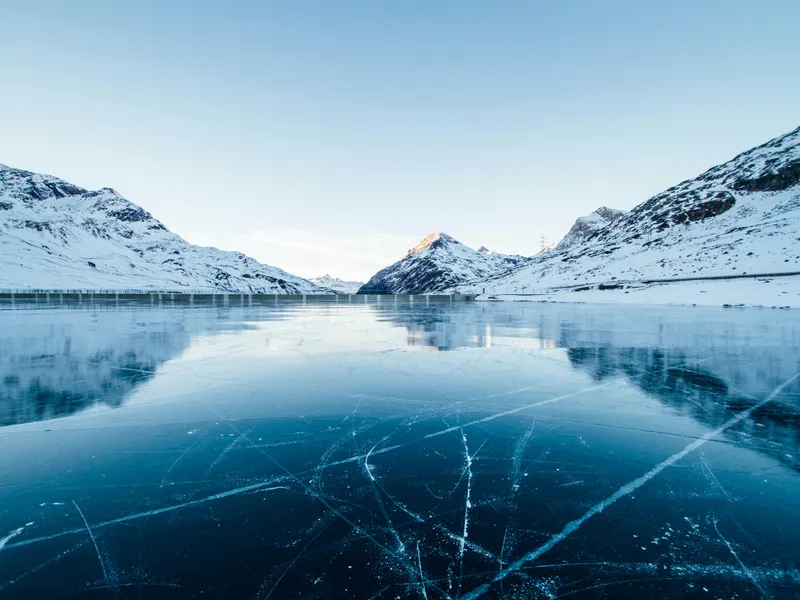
[0,299,799,598]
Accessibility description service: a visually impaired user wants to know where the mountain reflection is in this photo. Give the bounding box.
[0,304,289,427]
[370,303,494,351]
[567,345,800,471]
[374,302,800,469]
[0,308,197,426]
[3,299,799,476]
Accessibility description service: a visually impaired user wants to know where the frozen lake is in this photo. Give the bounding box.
[0,299,799,599]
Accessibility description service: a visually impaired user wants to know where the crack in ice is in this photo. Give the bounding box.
[417,541,429,600]
[460,429,473,558]
[0,527,25,551]
[427,378,626,439]
[713,518,770,599]
[72,500,111,587]
[1,480,289,553]
[429,354,726,439]
[460,370,800,600]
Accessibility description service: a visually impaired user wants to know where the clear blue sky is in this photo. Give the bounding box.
[2,1,799,281]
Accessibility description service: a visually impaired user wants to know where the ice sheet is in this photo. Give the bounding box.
[0,299,798,598]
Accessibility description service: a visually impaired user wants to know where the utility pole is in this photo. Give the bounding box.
[540,234,546,252]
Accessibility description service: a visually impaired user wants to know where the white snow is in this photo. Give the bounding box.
[454,125,800,307]
[0,164,327,294]
[310,274,364,294]
[483,275,800,309]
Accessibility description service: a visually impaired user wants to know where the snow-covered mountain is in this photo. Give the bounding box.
[0,164,327,293]
[310,274,364,294]
[358,233,529,294]
[456,125,800,295]
[555,206,628,251]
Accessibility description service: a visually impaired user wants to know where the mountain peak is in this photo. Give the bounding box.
[593,206,623,220]
[309,274,364,294]
[361,233,528,294]
[555,206,628,251]
[407,232,457,256]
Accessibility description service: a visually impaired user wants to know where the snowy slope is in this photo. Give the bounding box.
[0,164,327,293]
[358,233,529,294]
[310,274,364,294]
[456,125,800,296]
[555,206,628,251]
[487,276,800,309]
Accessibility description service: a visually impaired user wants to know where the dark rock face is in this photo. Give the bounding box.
[0,166,88,204]
[360,260,457,294]
[108,206,152,222]
[23,220,53,233]
[0,202,12,210]
[593,207,622,221]
[674,192,736,224]
[618,189,736,235]
[731,158,800,192]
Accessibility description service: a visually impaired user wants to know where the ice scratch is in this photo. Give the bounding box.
[0,527,25,550]
[499,524,510,568]
[217,418,441,595]
[158,441,197,488]
[434,354,725,439]
[168,431,248,522]
[461,370,800,600]
[460,429,473,558]
[441,529,498,562]
[701,456,733,503]
[511,418,536,491]
[713,518,770,599]
[258,527,326,600]
[325,445,402,472]
[205,433,244,477]
[364,436,391,482]
[417,541,429,600]
[72,500,110,586]
[358,437,406,555]
[0,540,89,592]
[427,379,625,438]
[2,480,289,553]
